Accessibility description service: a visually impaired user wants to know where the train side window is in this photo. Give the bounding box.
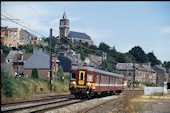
[87,74,93,82]
[96,75,100,83]
[71,72,76,80]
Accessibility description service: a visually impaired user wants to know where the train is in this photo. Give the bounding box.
[69,65,125,99]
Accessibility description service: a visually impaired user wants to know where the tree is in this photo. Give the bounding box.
[1,42,11,56]
[31,68,39,79]
[99,42,110,53]
[129,46,148,63]
[147,52,161,66]
[163,61,170,69]
[56,66,64,81]
[23,44,34,53]
[116,53,126,63]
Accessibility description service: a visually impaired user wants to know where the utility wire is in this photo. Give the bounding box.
[2,14,46,37]
[1,10,42,36]
[24,2,57,30]
[61,36,118,64]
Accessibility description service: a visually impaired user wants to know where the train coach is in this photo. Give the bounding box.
[69,65,125,99]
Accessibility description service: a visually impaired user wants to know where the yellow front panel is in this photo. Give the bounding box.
[78,71,85,85]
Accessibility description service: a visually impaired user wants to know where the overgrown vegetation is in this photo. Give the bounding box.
[1,69,69,101]
[31,68,39,79]
[1,42,11,57]
[127,80,158,89]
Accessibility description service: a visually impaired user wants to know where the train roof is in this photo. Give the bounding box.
[71,65,124,78]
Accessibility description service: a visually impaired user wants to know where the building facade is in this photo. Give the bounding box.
[59,12,94,45]
[19,29,31,45]
[24,48,59,80]
[152,65,169,85]
[116,63,157,83]
[1,27,19,48]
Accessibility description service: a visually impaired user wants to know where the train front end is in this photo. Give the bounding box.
[69,67,95,98]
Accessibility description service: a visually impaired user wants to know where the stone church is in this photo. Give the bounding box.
[59,12,94,45]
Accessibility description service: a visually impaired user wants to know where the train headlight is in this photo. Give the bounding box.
[87,82,91,86]
[72,81,76,85]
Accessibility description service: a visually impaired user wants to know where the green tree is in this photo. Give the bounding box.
[116,53,126,63]
[163,61,170,69]
[56,66,64,81]
[129,46,148,63]
[1,70,14,97]
[1,42,11,56]
[124,53,136,63]
[147,52,161,66]
[31,68,39,79]
[23,44,34,53]
[99,42,110,53]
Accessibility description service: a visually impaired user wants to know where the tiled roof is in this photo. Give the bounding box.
[13,53,32,62]
[68,31,92,40]
[116,63,133,70]
[1,27,7,31]
[153,65,166,71]
[24,50,50,69]
[8,28,18,32]
[6,50,23,59]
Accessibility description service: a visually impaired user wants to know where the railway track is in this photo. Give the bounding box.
[1,94,72,106]
[1,90,143,113]
[1,94,76,113]
[80,90,143,113]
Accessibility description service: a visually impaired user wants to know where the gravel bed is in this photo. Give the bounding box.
[46,95,121,113]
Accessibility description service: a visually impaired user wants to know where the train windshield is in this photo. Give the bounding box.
[71,72,76,80]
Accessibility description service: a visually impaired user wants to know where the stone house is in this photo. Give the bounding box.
[56,44,82,73]
[13,51,32,76]
[24,48,59,80]
[152,65,169,85]
[1,27,19,48]
[1,50,15,76]
[19,29,31,45]
[6,50,23,64]
[116,63,157,83]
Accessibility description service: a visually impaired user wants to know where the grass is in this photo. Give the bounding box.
[1,71,70,102]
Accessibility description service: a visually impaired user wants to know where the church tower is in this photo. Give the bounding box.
[59,11,70,37]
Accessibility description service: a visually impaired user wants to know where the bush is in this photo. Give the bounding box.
[1,70,15,97]
[31,68,39,79]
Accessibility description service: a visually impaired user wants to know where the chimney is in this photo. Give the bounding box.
[149,62,151,67]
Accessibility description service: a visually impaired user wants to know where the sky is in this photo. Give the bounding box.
[1,1,170,62]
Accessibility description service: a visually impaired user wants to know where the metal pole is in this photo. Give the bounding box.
[50,29,52,92]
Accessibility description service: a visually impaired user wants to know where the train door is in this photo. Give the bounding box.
[78,70,85,85]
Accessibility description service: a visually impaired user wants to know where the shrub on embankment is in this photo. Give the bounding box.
[1,70,69,100]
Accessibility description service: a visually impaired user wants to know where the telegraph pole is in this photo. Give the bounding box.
[50,29,52,92]
[17,43,19,77]
[101,51,104,70]
[133,62,135,89]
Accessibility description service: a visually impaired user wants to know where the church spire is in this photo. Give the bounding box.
[63,11,67,19]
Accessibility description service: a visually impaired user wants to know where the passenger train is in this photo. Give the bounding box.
[69,65,125,99]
